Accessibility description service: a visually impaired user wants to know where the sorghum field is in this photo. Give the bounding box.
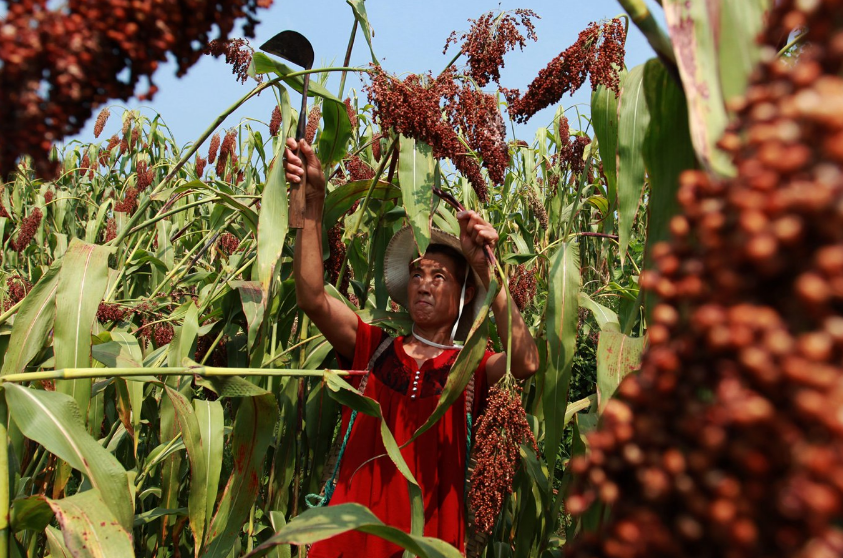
[0,1,839,557]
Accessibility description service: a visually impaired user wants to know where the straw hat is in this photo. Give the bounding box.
[384,226,487,342]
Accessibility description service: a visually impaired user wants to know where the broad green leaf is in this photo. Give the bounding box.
[641,58,698,319]
[133,507,188,527]
[267,512,291,558]
[323,180,399,231]
[5,384,133,530]
[615,65,650,265]
[577,292,619,332]
[596,331,647,414]
[346,0,379,65]
[167,302,199,368]
[204,394,279,557]
[0,264,59,376]
[663,0,734,177]
[324,372,424,538]
[542,242,580,476]
[164,387,222,553]
[244,504,462,558]
[47,490,133,558]
[590,78,623,210]
[45,525,72,558]
[256,85,291,332]
[398,135,434,255]
[230,281,265,354]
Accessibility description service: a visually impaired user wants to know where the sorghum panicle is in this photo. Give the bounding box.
[269,106,282,136]
[93,107,110,138]
[305,105,322,144]
[444,9,539,87]
[468,383,538,534]
[509,264,538,310]
[114,187,138,214]
[208,132,221,164]
[216,130,237,176]
[195,155,207,177]
[345,98,358,130]
[204,38,260,85]
[567,2,843,557]
[12,208,42,253]
[218,232,240,256]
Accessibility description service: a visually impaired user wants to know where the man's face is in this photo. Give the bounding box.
[407,252,463,330]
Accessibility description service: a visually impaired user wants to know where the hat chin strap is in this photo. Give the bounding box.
[411,267,469,351]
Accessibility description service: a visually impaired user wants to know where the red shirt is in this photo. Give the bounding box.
[308,318,491,558]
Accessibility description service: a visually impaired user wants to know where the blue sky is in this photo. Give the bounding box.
[68,0,665,149]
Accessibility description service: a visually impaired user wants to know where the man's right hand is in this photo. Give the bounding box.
[284,138,326,200]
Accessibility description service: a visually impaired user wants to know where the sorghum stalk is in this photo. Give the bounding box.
[0,392,9,558]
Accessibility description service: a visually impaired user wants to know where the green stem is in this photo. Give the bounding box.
[778,30,808,57]
[616,0,677,67]
[264,333,323,367]
[1,367,362,384]
[562,157,593,239]
[127,196,218,237]
[338,21,359,99]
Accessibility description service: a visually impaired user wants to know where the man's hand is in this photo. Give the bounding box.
[457,210,498,287]
[284,138,326,200]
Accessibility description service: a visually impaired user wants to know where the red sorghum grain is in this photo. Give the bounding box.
[208,132,221,164]
[269,106,282,136]
[11,208,42,253]
[93,107,110,138]
[304,105,322,144]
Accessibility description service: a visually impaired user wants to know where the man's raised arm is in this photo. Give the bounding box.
[285,138,359,361]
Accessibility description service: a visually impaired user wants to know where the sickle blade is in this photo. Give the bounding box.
[259,30,314,69]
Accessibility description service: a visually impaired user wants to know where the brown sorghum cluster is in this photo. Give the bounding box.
[79,151,96,179]
[153,322,175,347]
[44,190,54,205]
[96,302,128,324]
[552,116,592,176]
[444,9,539,88]
[218,232,240,256]
[509,264,538,311]
[345,98,358,131]
[269,106,282,137]
[216,129,237,176]
[103,218,117,243]
[504,19,626,123]
[4,275,32,311]
[136,160,153,191]
[93,107,110,138]
[305,105,322,144]
[371,133,384,162]
[204,38,261,85]
[0,0,272,179]
[526,186,549,229]
[195,155,207,177]
[208,132,221,164]
[566,2,843,557]
[114,187,138,214]
[11,208,42,253]
[345,155,375,182]
[365,66,508,202]
[195,332,228,367]
[469,383,538,534]
[326,223,352,298]
[0,192,10,219]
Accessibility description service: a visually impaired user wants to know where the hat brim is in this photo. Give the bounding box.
[384,226,487,342]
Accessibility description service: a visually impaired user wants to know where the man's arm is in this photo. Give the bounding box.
[286,139,359,361]
[457,211,540,385]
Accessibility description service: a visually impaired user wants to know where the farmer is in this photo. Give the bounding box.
[284,137,539,557]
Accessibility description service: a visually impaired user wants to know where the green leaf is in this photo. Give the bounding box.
[577,292,619,332]
[5,384,133,530]
[10,495,52,532]
[346,0,379,64]
[168,302,199,368]
[244,503,463,558]
[641,58,698,319]
[230,281,265,354]
[47,490,134,558]
[397,135,435,255]
[542,242,580,476]
[0,264,59,376]
[615,65,650,266]
[256,86,292,334]
[596,331,647,414]
[719,0,772,106]
[45,525,73,558]
[590,77,623,211]
[164,387,223,551]
[323,180,399,231]
[204,394,279,557]
[663,0,734,177]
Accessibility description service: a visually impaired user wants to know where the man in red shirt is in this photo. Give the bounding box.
[284,137,539,557]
